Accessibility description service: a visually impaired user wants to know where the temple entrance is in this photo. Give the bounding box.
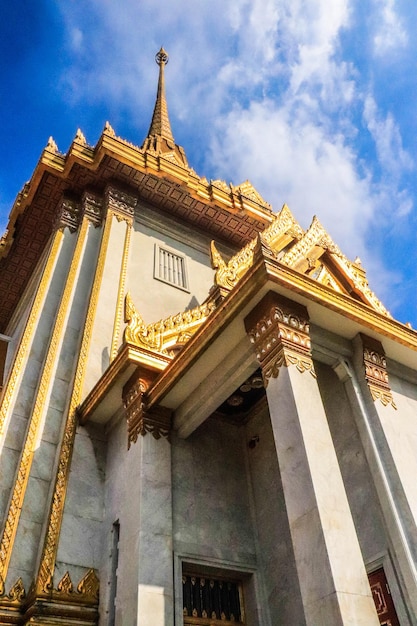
[369,568,400,626]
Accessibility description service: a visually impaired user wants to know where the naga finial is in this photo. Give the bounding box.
[155,47,169,66]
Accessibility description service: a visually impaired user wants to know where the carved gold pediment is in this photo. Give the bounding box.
[232,180,271,209]
[211,207,390,317]
[124,293,216,355]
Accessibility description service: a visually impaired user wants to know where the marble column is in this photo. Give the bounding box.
[245,292,379,626]
[343,333,417,617]
[122,374,174,625]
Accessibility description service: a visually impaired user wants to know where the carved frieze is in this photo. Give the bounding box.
[122,377,172,447]
[55,198,81,232]
[245,292,315,385]
[359,334,397,408]
[124,292,216,355]
[105,186,137,223]
[82,191,103,227]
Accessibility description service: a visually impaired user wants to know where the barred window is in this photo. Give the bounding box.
[183,573,244,625]
[155,245,188,291]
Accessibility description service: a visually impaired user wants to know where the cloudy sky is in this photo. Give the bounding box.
[1,0,416,327]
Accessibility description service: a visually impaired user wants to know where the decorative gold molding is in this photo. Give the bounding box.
[55,198,81,233]
[124,292,216,355]
[34,214,112,596]
[210,239,258,292]
[0,231,63,451]
[280,215,343,268]
[122,376,172,447]
[110,221,132,361]
[105,186,137,223]
[82,191,103,227]
[0,222,87,581]
[245,292,315,385]
[231,180,271,210]
[359,334,397,409]
[0,569,99,624]
[210,205,303,292]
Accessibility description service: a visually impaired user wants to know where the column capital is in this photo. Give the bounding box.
[244,291,315,384]
[105,186,137,224]
[82,191,103,227]
[356,333,397,409]
[122,374,172,447]
[55,197,81,232]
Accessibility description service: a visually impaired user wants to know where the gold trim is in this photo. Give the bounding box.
[0,228,79,581]
[245,292,315,385]
[110,221,132,361]
[124,293,216,355]
[0,231,63,449]
[360,334,397,409]
[122,377,172,447]
[35,213,112,594]
[210,204,303,292]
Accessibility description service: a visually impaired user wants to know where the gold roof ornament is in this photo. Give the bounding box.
[124,292,216,355]
[141,48,188,167]
[147,48,174,142]
[210,204,391,317]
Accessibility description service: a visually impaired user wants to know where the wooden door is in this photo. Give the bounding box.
[368,567,400,626]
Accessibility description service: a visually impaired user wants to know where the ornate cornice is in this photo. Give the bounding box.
[359,333,397,409]
[122,375,172,447]
[124,292,216,355]
[55,198,81,232]
[105,186,137,223]
[245,292,315,384]
[82,191,103,227]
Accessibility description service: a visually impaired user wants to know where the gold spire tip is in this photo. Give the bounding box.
[156,47,169,66]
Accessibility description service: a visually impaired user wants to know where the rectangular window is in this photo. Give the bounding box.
[108,521,120,626]
[182,572,245,625]
[155,245,188,291]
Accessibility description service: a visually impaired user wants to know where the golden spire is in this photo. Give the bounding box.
[141,48,188,167]
[146,47,174,142]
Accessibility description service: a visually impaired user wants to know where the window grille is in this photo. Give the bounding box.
[155,245,188,290]
[182,574,244,625]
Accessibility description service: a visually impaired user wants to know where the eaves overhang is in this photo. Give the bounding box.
[78,245,417,433]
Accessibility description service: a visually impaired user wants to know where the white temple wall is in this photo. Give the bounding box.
[99,413,144,626]
[127,210,217,325]
[172,418,269,626]
[54,422,106,585]
[385,365,417,528]
[82,216,129,397]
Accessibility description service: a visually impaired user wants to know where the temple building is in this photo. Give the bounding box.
[0,48,417,626]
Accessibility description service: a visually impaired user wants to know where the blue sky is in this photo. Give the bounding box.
[1,0,417,327]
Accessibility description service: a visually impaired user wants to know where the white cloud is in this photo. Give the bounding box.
[373,0,407,56]
[363,95,413,178]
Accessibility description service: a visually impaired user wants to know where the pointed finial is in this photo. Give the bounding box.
[145,47,174,142]
[46,136,58,152]
[103,121,115,136]
[74,128,87,145]
[155,47,169,66]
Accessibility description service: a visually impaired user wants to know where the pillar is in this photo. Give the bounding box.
[245,292,379,626]
[122,374,173,625]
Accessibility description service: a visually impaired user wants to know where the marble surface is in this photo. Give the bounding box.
[266,365,380,625]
